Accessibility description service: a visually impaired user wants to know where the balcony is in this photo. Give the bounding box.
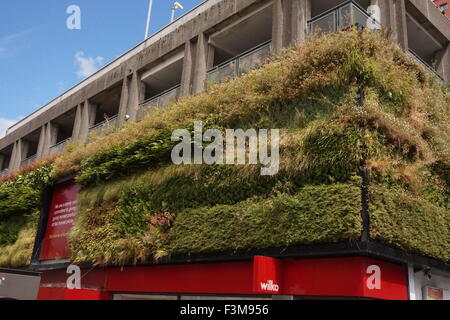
[308,1,381,35]
[0,169,8,177]
[49,138,71,155]
[205,41,272,87]
[89,115,119,136]
[137,85,181,121]
[407,49,445,84]
[21,155,37,168]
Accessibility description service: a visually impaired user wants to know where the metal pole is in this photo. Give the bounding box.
[171,7,176,23]
[145,0,154,39]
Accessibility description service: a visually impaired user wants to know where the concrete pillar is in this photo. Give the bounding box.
[273,0,302,53]
[291,0,311,47]
[371,0,390,28]
[385,0,408,50]
[41,122,58,156]
[36,125,47,158]
[181,40,195,97]
[72,104,83,141]
[9,141,19,171]
[20,139,29,162]
[272,0,285,55]
[118,77,130,124]
[79,100,97,141]
[9,139,28,170]
[0,154,5,170]
[127,72,144,122]
[193,33,210,94]
[435,43,450,82]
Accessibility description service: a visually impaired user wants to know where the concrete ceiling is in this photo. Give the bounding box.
[209,4,273,57]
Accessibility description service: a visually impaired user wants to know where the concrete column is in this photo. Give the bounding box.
[9,139,28,170]
[79,100,97,141]
[9,141,19,171]
[435,43,450,82]
[193,33,209,94]
[273,0,299,54]
[20,139,29,162]
[127,72,144,122]
[272,0,285,55]
[181,41,194,97]
[291,0,311,47]
[118,77,130,124]
[72,104,83,141]
[41,122,58,156]
[372,0,390,28]
[386,0,408,50]
[0,154,5,170]
[36,125,47,158]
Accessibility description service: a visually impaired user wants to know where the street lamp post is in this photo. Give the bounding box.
[171,2,184,23]
[144,0,154,40]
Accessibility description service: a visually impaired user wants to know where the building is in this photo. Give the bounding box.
[434,0,450,18]
[0,0,449,176]
[1,0,449,301]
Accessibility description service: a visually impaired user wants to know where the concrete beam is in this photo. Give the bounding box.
[408,0,450,42]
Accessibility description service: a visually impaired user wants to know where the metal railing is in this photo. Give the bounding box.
[137,85,181,121]
[21,155,37,168]
[49,138,71,155]
[89,115,119,136]
[206,41,272,87]
[308,1,381,35]
[407,49,445,83]
[0,169,8,177]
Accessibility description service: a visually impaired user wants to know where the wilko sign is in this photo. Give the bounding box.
[253,256,282,294]
[423,286,444,300]
[40,181,81,261]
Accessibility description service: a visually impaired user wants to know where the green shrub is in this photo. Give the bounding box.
[369,184,449,262]
[167,182,363,255]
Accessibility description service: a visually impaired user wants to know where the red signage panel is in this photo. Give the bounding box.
[40,181,81,261]
[253,256,282,294]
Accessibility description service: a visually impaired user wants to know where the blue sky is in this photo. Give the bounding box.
[0,0,204,136]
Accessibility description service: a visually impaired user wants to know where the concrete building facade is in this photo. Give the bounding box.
[0,0,449,176]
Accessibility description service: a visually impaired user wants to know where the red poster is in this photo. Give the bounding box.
[40,181,81,261]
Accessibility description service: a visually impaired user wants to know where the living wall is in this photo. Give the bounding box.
[0,162,53,267]
[0,29,448,268]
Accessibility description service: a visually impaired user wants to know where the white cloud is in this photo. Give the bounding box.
[74,51,104,79]
[0,117,18,138]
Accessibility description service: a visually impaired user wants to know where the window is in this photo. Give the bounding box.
[439,4,448,12]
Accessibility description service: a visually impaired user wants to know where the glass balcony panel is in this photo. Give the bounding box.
[89,115,119,136]
[21,155,37,168]
[309,11,337,35]
[49,138,70,155]
[158,87,180,107]
[206,60,238,87]
[238,43,271,75]
[338,4,354,30]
